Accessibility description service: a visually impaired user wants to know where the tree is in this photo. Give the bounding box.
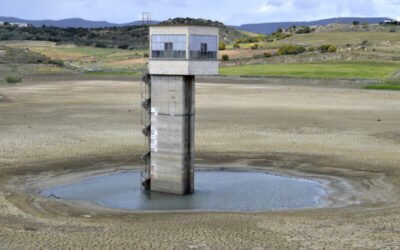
[221,54,229,61]
[219,42,226,50]
[118,44,130,49]
[353,21,360,26]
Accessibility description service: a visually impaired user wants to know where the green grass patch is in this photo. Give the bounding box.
[283,32,400,46]
[237,30,261,38]
[84,71,141,77]
[365,79,400,90]
[365,84,400,90]
[30,46,145,61]
[220,62,400,80]
[233,41,285,50]
[50,47,139,58]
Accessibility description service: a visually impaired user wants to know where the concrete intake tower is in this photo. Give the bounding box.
[141,25,219,195]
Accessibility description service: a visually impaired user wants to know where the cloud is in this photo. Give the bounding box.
[133,0,188,7]
[249,0,399,23]
[256,0,292,14]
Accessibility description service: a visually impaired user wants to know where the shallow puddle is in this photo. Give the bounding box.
[41,171,326,211]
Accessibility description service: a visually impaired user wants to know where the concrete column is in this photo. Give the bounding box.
[149,75,195,195]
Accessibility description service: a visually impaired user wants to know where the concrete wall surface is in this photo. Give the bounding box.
[149,60,219,75]
[150,75,195,195]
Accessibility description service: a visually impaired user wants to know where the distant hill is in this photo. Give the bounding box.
[1,16,394,32]
[0,16,159,28]
[1,16,395,32]
[0,18,252,49]
[233,17,394,34]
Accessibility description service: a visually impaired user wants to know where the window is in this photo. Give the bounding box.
[200,43,207,52]
[200,43,208,58]
[151,35,186,59]
[189,35,217,60]
[164,42,173,51]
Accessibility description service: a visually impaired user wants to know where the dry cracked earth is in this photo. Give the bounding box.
[0,79,399,249]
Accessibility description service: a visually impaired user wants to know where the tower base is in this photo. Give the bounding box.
[148,75,195,195]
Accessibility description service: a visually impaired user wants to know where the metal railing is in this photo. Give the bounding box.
[140,74,151,190]
[189,51,217,60]
[151,50,186,59]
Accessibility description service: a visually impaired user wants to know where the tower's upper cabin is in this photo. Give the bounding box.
[148,25,219,75]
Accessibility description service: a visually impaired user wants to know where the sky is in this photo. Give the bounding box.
[1,0,399,25]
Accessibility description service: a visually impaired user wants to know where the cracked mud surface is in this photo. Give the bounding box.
[0,80,399,249]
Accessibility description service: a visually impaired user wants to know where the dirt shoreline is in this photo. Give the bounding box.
[0,79,399,249]
[3,162,354,214]
[20,73,380,89]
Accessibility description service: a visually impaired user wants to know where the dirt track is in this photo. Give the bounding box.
[0,80,399,249]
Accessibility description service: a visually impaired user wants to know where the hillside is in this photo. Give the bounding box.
[1,16,394,33]
[1,16,399,84]
[234,17,393,34]
[0,25,149,49]
[0,18,255,49]
[0,16,159,28]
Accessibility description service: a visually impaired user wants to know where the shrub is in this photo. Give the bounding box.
[235,39,243,43]
[353,21,360,26]
[233,43,240,49]
[143,53,149,58]
[95,42,107,48]
[6,76,22,84]
[118,44,130,49]
[296,26,311,34]
[48,37,61,42]
[236,37,258,44]
[219,42,226,50]
[278,45,306,55]
[275,33,292,40]
[389,28,396,33]
[256,36,265,42]
[221,54,229,61]
[327,45,337,53]
[49,59,64,67]
[318,44,337,53]
[308,47,316,52]
[251,44,259,50]
[264,52,272,57]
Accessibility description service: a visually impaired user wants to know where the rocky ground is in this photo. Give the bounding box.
[0,79,399,249]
